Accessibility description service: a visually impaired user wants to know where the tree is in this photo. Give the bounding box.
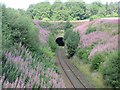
[27,1,118,20]
[27,2,51,20]
[2,6,40,52]
[64,29,79,58]
[100,50,120,88]
[48,34,57,52]
[64,21,73,30]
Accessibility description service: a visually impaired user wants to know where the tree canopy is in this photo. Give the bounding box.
[27,1,118,20]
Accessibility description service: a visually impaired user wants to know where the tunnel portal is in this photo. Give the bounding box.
[55,37,65,46]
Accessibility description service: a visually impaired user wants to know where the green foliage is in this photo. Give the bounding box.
[86,26,96,34]
[2,6,40,53]
[100,50,120,88]
[64,21,79,58]
[65,29,80,58]
[27,2,51,19]
[0,4,2,58]
[90,53,105,70]
[89,15,100,21]
[40,46,55,58]
[2,5,62,88]
[2,43,60,87]
[77,47,91,63]
[64,21,73,41]
[2,60,21,83]
[39,21,65,35]
[112,13,118,17]
[40,21,52,28]
[64,29,70,41]
[27,1,118,21]
[48,34,57,52]
[64,21,73,30]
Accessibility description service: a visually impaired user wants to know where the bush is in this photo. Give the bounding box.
[48,34,57,52]
[89,15,100,21]
[65,29,80,58]
[77,47,91,63]
[40,21,52,28]
[64,21,73,30]
[64,28,71,41]
[100,50,120,88]
[90,53,105,70]
[112,13,118,17]
[2,6,40,53]
[106,14,111,17]
[42,17,50,21]
[86,26,96,34]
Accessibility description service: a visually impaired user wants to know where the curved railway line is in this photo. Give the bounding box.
[57,48,95,89]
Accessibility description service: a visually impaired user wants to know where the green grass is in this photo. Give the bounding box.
[86,26,96,34]
[71,56,107,88]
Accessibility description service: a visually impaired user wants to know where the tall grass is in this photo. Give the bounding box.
[71,57,106,88]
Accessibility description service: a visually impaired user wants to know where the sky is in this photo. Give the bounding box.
[0,0,119,10]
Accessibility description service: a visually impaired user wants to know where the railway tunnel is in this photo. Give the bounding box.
[55,37,65,46]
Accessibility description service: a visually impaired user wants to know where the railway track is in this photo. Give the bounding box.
[57,48,94,89]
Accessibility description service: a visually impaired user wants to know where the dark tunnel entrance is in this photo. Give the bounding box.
[55,37,65,46]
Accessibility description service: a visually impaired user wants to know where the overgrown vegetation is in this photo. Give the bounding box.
[71,57,106,88]
[72,20,119,88]
[100,50,120,88]
[89,15,101,21]
[90,53,105,70]
[64,21,73,30]
[48,34,57,52]
[75,47,119,88]
[77,47,92,63]
[1,5,65,88]
[99,23,118,32]
[73,48,120,88]
[40,21,53,28]
[2,5,40,53]
[64,21,79,58]
[27,1,118,21]
[86,26,96,34]
[66,31,79,58]
[1,0,119,88]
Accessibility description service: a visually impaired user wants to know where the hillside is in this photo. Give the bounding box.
[1,2,119,89]
[70,18,119,88]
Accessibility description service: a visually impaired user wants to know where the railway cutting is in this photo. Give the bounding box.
[57,48,94,89]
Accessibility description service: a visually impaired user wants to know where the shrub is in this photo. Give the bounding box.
[40,21,52,28]
[65,30,80,58]
[100,50,120,88]
[64,28,71,41]
[42,17,50,21]
[112,13,118,17]
[77,47,91,63]
[86,26,96,34]
[64,21,73,30]
[90,53,105,70]
[89,15,100,21]
[106,14,111,17]
[2,6,40,53]
[48,34,57,52]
